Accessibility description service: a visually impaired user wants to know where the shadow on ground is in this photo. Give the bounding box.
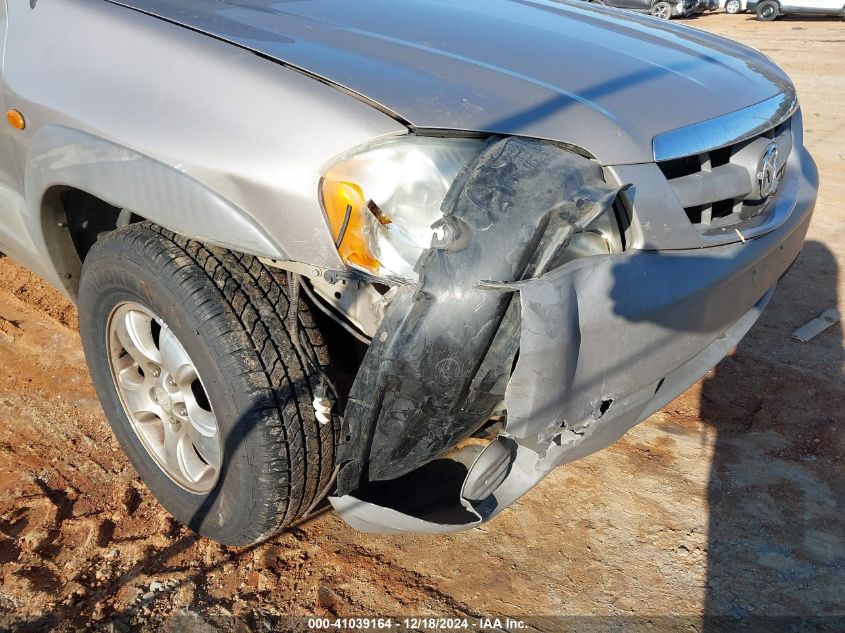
[702,240,844,626]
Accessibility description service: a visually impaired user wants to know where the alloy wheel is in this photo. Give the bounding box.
[106,302,222,494]
[652,2,673,19]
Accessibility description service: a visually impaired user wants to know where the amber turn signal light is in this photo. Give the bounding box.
[6,109,25,131]
[321,179,381,273]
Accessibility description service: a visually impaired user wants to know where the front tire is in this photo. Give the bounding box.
[79,223,337,545]
[725,0,741,12]
[756,0,779,19]
[651,1,674,18]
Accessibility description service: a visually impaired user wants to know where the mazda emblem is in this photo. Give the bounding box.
[757,142,781,200]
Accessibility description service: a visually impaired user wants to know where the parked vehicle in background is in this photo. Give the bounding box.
[749,0,845,19]
[720,0,748,13]
[589,0,701,19]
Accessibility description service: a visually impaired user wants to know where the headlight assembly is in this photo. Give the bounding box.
[320,135,622,282]
[320,136,484,280]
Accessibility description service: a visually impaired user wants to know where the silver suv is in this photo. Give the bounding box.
[748,0,845,19]
[0,0,817,543]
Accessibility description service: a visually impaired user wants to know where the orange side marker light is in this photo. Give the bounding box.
[6,109,25,130]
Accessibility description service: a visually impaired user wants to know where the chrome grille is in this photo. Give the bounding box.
[658,116,794,230]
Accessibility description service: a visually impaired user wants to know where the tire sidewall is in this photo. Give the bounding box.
[756,1,778,19]
[79,242,264,545]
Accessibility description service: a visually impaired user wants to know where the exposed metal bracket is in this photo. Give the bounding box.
[259,257,326,280]
[260,258,386,337]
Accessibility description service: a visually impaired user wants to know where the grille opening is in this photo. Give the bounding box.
[685,205,704,224]
[712,199,735,220]
[709,146,732,168]
[658,114,795,231]
[659,155,701,180]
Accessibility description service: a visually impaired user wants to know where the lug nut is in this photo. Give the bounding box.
[167,377,177,387]
[150,392,158,403]
[151,368,161,378]
[175,404,187,417]
[169,417,181,429]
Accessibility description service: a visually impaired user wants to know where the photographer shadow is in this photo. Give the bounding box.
[700,239,844,625]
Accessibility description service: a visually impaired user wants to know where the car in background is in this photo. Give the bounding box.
[720,0,749,13]
[749,0,845,18]
[588,0,701,18]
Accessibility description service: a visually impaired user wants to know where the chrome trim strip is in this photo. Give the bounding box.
[653,90,798,162]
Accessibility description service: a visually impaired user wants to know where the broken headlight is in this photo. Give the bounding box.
[320,135,623,281]
[320,135,484,280]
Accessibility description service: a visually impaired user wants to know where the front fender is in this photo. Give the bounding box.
[24,126,287,297]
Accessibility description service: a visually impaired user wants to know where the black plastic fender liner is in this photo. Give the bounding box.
[329,289,774,533]
[336,136,620,495]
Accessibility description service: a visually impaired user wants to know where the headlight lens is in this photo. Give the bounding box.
[320,135,623,281]
[321,136,484,280]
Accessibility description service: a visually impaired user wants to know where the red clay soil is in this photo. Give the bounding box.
[0,15,842,632]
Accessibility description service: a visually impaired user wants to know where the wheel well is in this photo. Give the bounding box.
[58,188,143,262]
[36,187,146,299]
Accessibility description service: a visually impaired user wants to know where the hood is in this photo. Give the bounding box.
[107,0,794,165]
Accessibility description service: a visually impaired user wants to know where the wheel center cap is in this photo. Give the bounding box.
[155,387,172,412]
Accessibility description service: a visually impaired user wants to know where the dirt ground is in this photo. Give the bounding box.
[0,13,843,633]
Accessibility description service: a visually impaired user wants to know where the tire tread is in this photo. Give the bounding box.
[85,222,336,544]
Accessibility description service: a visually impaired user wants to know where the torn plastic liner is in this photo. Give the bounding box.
[327,122,812,531]
[330,282,774,534]
[333,135,619,496]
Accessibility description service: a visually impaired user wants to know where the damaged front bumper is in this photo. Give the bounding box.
[330,138,818,534]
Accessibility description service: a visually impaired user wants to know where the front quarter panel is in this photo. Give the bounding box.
[22,126,295,296]
[2,0,405,295]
